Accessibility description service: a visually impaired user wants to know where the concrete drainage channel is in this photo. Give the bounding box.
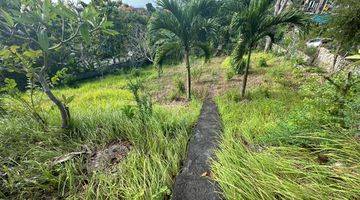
[172,98,223,200]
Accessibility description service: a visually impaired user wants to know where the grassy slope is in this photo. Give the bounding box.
[1,52,358,199]
[0,64,203,199]
[213,53,360,199]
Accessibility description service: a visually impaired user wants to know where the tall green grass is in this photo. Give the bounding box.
[0,66,201,199]
[213,53,360,199]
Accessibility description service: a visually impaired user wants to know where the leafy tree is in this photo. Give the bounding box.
[211,0,248,56]
[0,47,46,127]
[230,0,306,98]
[326,0,360,67]
[0,0,115,129]
[148,0,217,100]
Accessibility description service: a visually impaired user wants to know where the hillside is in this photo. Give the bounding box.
[1,52,359,199]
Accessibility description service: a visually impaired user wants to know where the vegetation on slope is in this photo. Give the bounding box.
[0,67,201,199]
[213,53,360,199]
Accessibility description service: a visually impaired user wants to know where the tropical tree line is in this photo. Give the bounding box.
[0,0,358,129]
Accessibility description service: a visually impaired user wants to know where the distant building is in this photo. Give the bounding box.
[302,0,333,14]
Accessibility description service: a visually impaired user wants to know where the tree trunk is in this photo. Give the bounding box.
[274,0,281,15]
[241,48,252,98]
[264,36,273,52]
[40,53,70,129]
[332,45,341,71]
[38,74,70,129]
[185,51,191,100]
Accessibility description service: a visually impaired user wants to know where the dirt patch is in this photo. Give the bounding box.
[87,140,132,172]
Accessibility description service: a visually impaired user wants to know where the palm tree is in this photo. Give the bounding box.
[230,0,307,98]
[148,0,217,100]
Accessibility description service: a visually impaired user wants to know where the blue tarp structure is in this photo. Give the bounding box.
[312,14,330,25]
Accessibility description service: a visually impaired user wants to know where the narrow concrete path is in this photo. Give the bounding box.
[172,98,223,200]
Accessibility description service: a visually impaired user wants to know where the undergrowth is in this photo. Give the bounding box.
[0,67,201,199]
[213,53,360,199]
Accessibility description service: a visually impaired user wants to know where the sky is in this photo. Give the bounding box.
[122,0,156,8]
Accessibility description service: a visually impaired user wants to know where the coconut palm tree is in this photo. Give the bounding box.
[230,0,307,98]
[148,0,217,100]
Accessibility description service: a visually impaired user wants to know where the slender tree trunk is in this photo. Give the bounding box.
[332,45,341,71]
[264,36,273,52]
[184,50,191,100]
[38,74,70,129]
[241,48,252,98]
[40,53,70,129]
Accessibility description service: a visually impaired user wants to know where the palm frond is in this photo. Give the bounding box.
[259,8,307,36]
[154,41,182,67]
[190,16,218,42]
[157,0,185,26]
[148,9,182,39]
[220,0,251,14]
[231,39,247,71]
[193,42,211,62]
[187,0,218,19]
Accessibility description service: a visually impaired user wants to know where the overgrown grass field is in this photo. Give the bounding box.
[1,52,359,199]
[0,65,202,199]
[213,53,360,199]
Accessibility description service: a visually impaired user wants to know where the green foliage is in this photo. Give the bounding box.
[226,70,235,80]
[221,57,232,69]
[127,78,153,122]
[213,54,360,199]
[148,0,217,98]
[0,64,201,199]
[258,57,268,68]
[169,76,186,101]
[233,58,247,74]
[0,78,46,127]
[51,68,69,86]
[121,105,136,119]
[174,76,186,95]
[327,0,360,52]
[130,68,142,78]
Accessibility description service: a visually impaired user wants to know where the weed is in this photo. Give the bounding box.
[258,57,268,68]
[226,70,235,80]
[174,76,186,95]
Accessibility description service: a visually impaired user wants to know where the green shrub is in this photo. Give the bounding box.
[226,70,235,80]
[224,89,241,102]
[232,59,246,74]
[174,76,186,95]
[258,58,268,68]
[121,105,136,119]
[127,78,153,121]
[130,68,142,77]
[221,57,232,69]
